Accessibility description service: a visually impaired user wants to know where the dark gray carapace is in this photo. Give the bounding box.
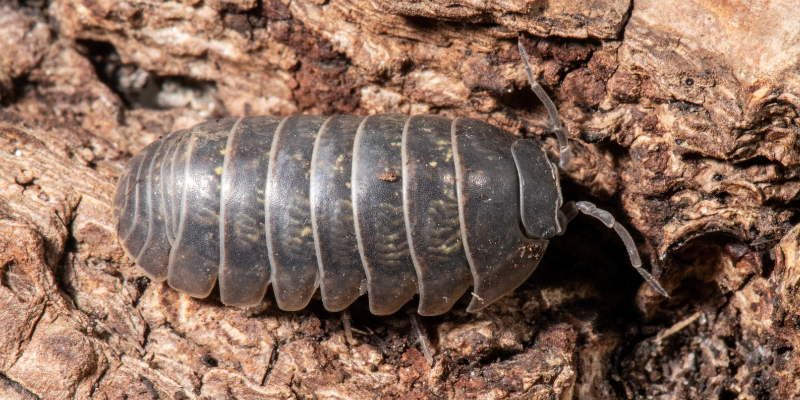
[114,40,670,319]
[113,114,563,316]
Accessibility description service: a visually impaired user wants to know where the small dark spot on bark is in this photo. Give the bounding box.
[685,78,694,86]
[138,374,159,399]
[713,173,723,181]
[675,139,683,145]
[264,0,293,21]
[719,388,738,400]
[127,275,150,293]
[201,353,219,367]
[224,13,251,35]
[173,391,190,400]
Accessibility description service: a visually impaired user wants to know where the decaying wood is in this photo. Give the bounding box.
[0,0,798,398]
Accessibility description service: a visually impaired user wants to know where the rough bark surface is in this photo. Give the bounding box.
[0,0,798,398]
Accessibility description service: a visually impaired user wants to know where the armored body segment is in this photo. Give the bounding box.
[116,147,149,256]
[353,114,418,315]
[122,142,161,263]
[219,116,282,306]
[113,153,136,230]
[168,119,236,297]
[512,139,562,239]
[310,115,367,312]
[402,115,472,316]
[135,136,175,280]
[451,117,548,312]
[266,115,328,311]
[112,155,133,223]
[169,131,193,242]
[159,134,180,246]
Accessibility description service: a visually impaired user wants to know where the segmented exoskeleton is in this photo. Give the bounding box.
[113,42,667,318]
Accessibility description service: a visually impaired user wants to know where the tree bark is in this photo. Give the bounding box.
[0,0,798,398]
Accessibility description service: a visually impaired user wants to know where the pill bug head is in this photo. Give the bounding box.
[512,138,563,240]
[516,38,669,298]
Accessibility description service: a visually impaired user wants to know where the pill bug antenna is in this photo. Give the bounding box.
[517,38,571,171]
[568,201,671,298]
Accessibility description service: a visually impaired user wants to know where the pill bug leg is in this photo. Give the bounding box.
[408,311,435,365]
[341,309,357,346]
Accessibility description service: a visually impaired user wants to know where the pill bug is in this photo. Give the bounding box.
[113,42,667,317]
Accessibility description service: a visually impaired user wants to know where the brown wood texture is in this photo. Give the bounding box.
[1,0,799,398]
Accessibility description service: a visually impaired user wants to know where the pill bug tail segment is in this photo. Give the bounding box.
[517,38,571,171]
[573,201,671,298]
